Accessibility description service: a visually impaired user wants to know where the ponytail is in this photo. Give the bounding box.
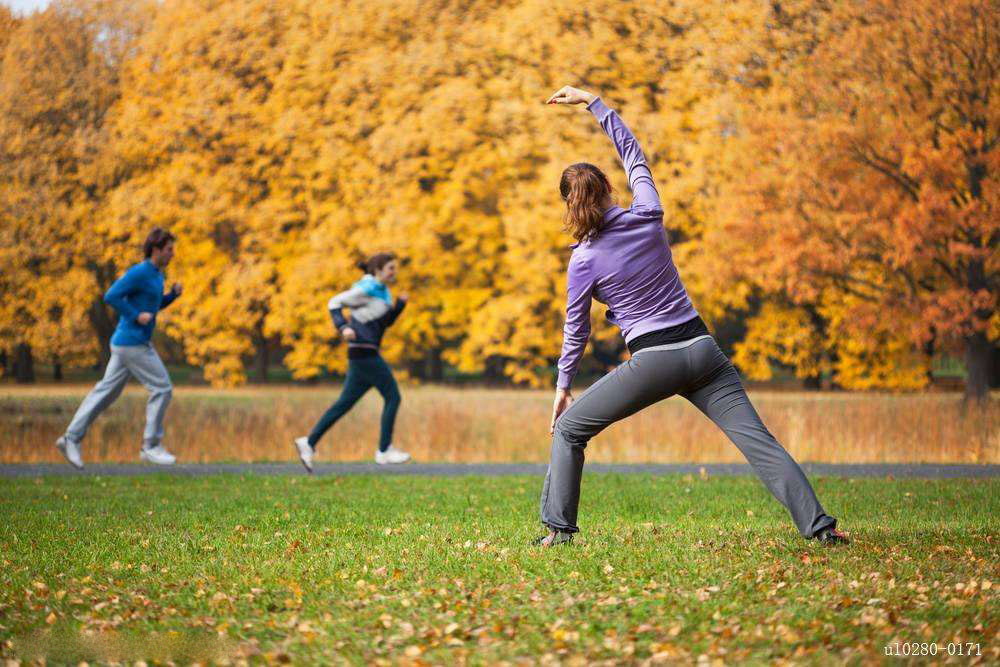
[559,163,612,242]
[358,252,397,275]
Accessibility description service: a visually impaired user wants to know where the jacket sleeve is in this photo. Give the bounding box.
[103,266,143,323]
[556,256,594,389]
[327,285,370,330]
[587,97,663,218]
[160,287,179,310]
[380,297,407,328]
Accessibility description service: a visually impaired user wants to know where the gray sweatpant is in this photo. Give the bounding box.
[64,343,173,450]
[540,335,836,538]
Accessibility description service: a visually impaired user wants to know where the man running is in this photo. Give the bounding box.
[56,227,182,468]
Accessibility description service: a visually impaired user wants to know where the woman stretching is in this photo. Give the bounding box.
[295,253,411,471]
[537,86,848,546]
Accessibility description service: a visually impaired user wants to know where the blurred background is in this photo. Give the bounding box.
[0,0,996,462]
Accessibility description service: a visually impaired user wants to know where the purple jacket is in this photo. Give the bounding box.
[556,98,699,389]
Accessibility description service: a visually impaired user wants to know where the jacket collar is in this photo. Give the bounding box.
[570,206,626,248]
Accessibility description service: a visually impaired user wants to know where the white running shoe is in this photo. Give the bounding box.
[140,444,176,465]
[56,436,84,470]
[294,436,314,473]
[374,445,411,465]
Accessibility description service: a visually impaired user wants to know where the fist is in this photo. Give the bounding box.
[545,85,597,106]
[171,282,183,296]
[549,387,574,435]
[341,327,357,341]
[137,312,153,325]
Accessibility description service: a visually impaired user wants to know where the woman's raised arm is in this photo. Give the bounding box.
[547,86,662,216]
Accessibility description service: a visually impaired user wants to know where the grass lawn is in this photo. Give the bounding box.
[1,474,997,663]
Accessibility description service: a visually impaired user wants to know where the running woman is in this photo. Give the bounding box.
[294,253,411,471]
[56,227,182,469]
[536,86,848,546]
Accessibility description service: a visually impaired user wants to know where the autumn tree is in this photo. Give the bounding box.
[261,0,767,386]
[0,4,25,379]
[0,0,153,380]
[107,0,298,385]
[701,0,999,401]
[4,0,992,395]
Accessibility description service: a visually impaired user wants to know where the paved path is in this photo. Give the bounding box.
[1,462,998,478]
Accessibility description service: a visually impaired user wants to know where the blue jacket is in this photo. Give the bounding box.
[328,275,406,352]
[104,260,179,346]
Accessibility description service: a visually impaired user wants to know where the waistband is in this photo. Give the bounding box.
[631,334,713,356]
[347,346,380,360]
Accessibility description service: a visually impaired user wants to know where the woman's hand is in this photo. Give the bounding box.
[549,388,574,434]
[546,86,597,106]
[341,327,357,341]
[137,312,153,325]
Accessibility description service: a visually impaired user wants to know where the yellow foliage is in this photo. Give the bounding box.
[732,305,825,381]
[0,0,153,374]
[1,0,988,391]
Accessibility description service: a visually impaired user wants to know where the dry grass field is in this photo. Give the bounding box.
[1,384,997,465]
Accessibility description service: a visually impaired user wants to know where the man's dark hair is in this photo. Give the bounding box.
[143,227,176,258]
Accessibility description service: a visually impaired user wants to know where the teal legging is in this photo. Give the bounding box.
[308,355,401,452]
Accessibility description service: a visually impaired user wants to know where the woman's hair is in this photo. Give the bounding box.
[357,252,397,275]
[560,163,613,241]
[143,227,176,258]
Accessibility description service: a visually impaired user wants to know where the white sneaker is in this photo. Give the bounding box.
[56,436,84,469]
[374,445,411,465]
[294,436,314,473]
[140,444,176,465]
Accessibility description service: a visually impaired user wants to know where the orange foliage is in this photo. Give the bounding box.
[0,0,995,398]
[701,0,999,397]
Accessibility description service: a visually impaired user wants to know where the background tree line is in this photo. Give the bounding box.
[1,0,997,402]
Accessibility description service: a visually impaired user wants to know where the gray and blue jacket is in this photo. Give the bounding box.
[328,274,406,355]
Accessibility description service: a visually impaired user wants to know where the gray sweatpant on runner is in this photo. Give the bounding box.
[540,335,836,538]
[64,343,173,449]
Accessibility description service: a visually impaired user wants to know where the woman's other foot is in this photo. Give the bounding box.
[375,444,411,465]
[815,527,850,545]
[532,529,574,547]
[294,436,314,473]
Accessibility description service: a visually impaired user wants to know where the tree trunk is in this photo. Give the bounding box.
[991,345,1000,389]
[962,164,992,403]
[254,336,270,382]
[408,357,426,380]
[964,331,991,405]
[805,306,830,390]
[89,297,116,369]
[922,327,937,386]
[0,349,7,377]
[428,348,443,382]
[53,358,63,381]
[484,356,506,384]
[14,343,35,383]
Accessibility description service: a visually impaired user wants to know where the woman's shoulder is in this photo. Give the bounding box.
[621,206,664,224]
[568,245,595,269]
[353,275,391,303]
[353,275,378,291]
